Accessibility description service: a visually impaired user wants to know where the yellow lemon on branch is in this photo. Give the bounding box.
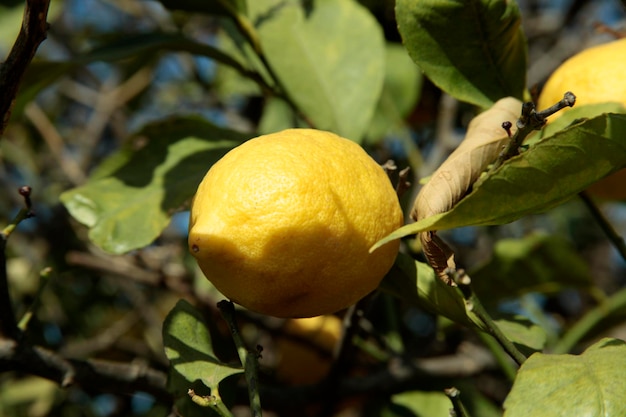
[538,37,626,200]
[188,128,403,318]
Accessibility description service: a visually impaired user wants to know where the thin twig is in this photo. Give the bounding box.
[316,291,379,417]
[25,103,87,185]
[489,92,576,173]
[218,301,262,417]
[552,286,626,354]
[0,0,51,136]
[444,387,471,417]
[17,266,52,332]
[0,187,35,340]
[0,339,170,403]
[578,191,626,263]
[447,269,527,366]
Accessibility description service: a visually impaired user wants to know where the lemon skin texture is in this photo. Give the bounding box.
[538,38,626,200]
[188,128,403,318]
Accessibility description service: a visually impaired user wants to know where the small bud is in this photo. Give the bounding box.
[502,121,513,138]
[18,186,31,197]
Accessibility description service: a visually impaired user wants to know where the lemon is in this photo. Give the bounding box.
[537,38,626,117]
[274,315,342,385]
[538,38,626,199]
[188,128,403,318]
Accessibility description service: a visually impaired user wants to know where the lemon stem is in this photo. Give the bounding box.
[217,300,262,417]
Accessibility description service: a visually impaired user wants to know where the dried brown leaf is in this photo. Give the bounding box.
[412,97,522,281]
[412,97,523,221]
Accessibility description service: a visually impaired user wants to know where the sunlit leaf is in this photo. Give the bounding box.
[396,0,527,108]
[249,0,385,142]
[374,112,626,247]
[382,391,451,417]
[61,116,248,254]
[504,338,626,417]
[163,300,242,417]
[365,43,423,144]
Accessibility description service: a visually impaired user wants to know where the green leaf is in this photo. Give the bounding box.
[494,315,547,356]
[163,300,242,417]
[84,32,246,72]
[14,31,259,118]
[249,0,385,142]
[365,43,423,144]
[396,0,527,108]
[382,391,451,417]
[529,102,626,146]
[381,253,485,331]
[504,338,626,417]
[471,233,592,302]
[374,112,626,247]
[60,116,247,254]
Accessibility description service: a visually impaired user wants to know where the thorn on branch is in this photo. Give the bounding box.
[502,121,513,138]
[487,91,577,173]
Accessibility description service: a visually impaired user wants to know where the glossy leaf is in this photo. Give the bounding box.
[61,116,247,254]
[249,0,385,142]
[383,255,548,353]
[163,300,242,417]
[396,0,527,108]
[471,233,592,302]
[373,113,626,248]
[381,254,486,331]
[529,102,626,146]
[504,338,626,417]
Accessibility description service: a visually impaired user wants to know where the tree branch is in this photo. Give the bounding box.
[0,0,52,136]
[0,338,171,403]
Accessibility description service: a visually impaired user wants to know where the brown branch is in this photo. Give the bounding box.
[248,342,497,410]
[0,0,52,136]
[0,338,171,403]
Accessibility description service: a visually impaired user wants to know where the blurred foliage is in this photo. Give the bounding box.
[1,0,626,417]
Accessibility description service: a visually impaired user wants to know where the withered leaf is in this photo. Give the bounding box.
[412,97,522,282]
[412,97,522,221]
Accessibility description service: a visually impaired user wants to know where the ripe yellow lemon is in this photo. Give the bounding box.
[538,38,626,199]
[537,38,626,116]
[188,128,403,318]
[274,315,342,385]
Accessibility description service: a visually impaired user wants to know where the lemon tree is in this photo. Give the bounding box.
[4,0,626,417]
